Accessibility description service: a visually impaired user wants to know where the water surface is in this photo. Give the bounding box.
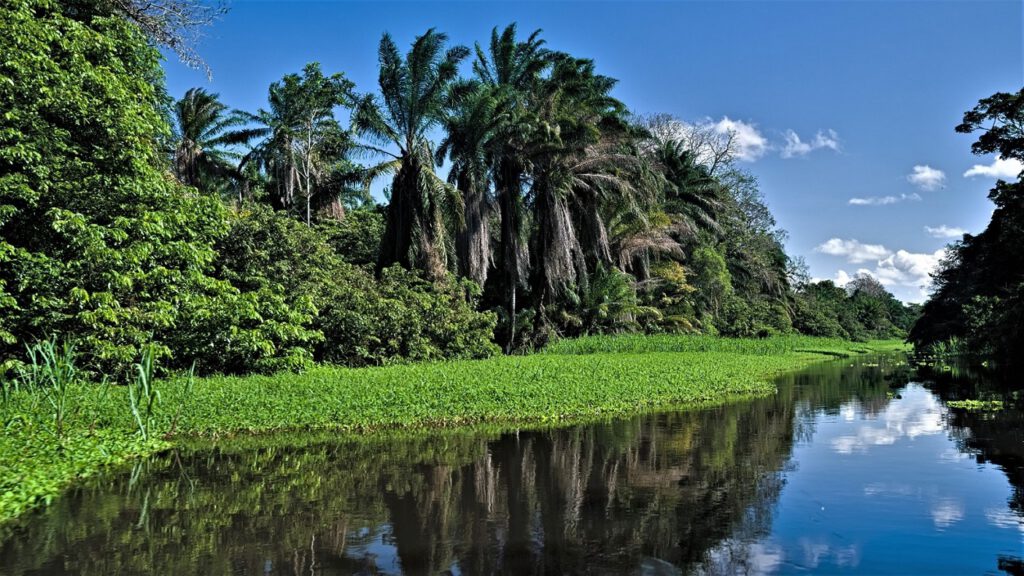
[2,355,1021,575]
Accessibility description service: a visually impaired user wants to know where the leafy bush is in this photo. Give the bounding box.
[320,266,499,365]
[0,1,321,375]
[215,205,498,367]
[556,264,661,336]
[720,296,793,338]
[317,208,385,267]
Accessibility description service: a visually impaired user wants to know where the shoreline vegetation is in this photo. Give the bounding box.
[0,334,906,530]
[0,3,924,531]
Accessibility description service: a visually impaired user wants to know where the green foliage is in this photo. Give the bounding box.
[642,261,699,332]
[720,296,793,338]
[0,0,322,375]
[171,87,247,195]
[234,62,359,223]
[559,264,661,336]
[689,244,733,327]
[214,205,498,367]
[0,426,162,526]
[0,335,165,523]
[348,267,500,364]
[912,87,1024,365]
[127,345,161,439]
[317,208,385,267]
[0,0,216,369]
[945,399,1005,411]
[793,276,917,342]
[355,29,469,281]
[10,339,82,439]
[543,333,905,356]
[792,281,852,338]
[956,89,1024,161]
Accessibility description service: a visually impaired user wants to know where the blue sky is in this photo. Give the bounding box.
[163,0,1024,302]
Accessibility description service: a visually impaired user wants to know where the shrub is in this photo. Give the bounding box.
[317,208,385,267]
[215,205,498,367]
[0,1,318,375]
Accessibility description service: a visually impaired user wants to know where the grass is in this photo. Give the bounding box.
[945,399,1005,411]
[0,334,907,529]
[543,333,907,356]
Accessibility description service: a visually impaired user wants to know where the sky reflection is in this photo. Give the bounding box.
[831,385,946,455]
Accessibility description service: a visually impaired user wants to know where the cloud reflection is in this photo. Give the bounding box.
[930,498,965,529]
[797,538,861,570]
[985,508,1024,534]
[831,385,945,455]
[695,540,784,575]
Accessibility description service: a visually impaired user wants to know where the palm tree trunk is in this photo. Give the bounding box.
[320,197,346,221]
[456,174,490,288]
[496,158,524,353]
[378,164,416,274]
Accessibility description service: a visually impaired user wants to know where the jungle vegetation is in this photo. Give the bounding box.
[909,87,1024,367]
[0,0,919,377]
[0,0,924,529]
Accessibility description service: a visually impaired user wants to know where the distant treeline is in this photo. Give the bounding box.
[0,0,918,375]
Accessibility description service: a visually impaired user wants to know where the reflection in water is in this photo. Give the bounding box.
[0,356,1021,575]
[829,385,946,454]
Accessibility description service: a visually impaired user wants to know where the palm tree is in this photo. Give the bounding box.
[527,55,642,334]
[473,24,553,350]
[654,139,725,236]
[436,81,505,288]
[354,29,469,281]
[171,88,246,194]
[234,63,354,224]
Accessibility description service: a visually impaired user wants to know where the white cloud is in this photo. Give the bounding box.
[781,129,841,158]
[659,116,840,163]
[815,238,893,263]
[907,165,946,191]
[848,193,922,206]
[810,269,853,287]
[710,116,768,161]
[924,225,966,239]
[963,156,1024,179]
[872,249,945,291]
[814,238,946,301]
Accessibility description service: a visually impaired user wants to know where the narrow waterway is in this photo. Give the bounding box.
[2,355,1021,575]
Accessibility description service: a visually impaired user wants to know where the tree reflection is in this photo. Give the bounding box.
[916,362,1024,521]
[2,357,915,575]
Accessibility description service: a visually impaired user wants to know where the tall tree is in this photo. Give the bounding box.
[171,87,246,194]
[474,24,552,350]
[354,29,469,281]
[436,81,505,287]
[653,139,725,236]
[527,55,639,335]
[238,63,355,225]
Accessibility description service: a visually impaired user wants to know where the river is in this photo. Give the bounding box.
[1,354,1021,575]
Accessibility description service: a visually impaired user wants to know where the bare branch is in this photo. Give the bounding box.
[111,0,227,78]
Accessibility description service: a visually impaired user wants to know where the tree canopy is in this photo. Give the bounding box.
[910,87,1024,365]
[0,0,920,375]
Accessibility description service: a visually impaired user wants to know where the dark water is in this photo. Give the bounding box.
[2,355,1022,575]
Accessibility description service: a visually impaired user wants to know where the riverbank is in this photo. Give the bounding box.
[0,335,906,528]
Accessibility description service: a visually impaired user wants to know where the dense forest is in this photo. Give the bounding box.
[0,0,920,376]
[909,88,1024,367]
